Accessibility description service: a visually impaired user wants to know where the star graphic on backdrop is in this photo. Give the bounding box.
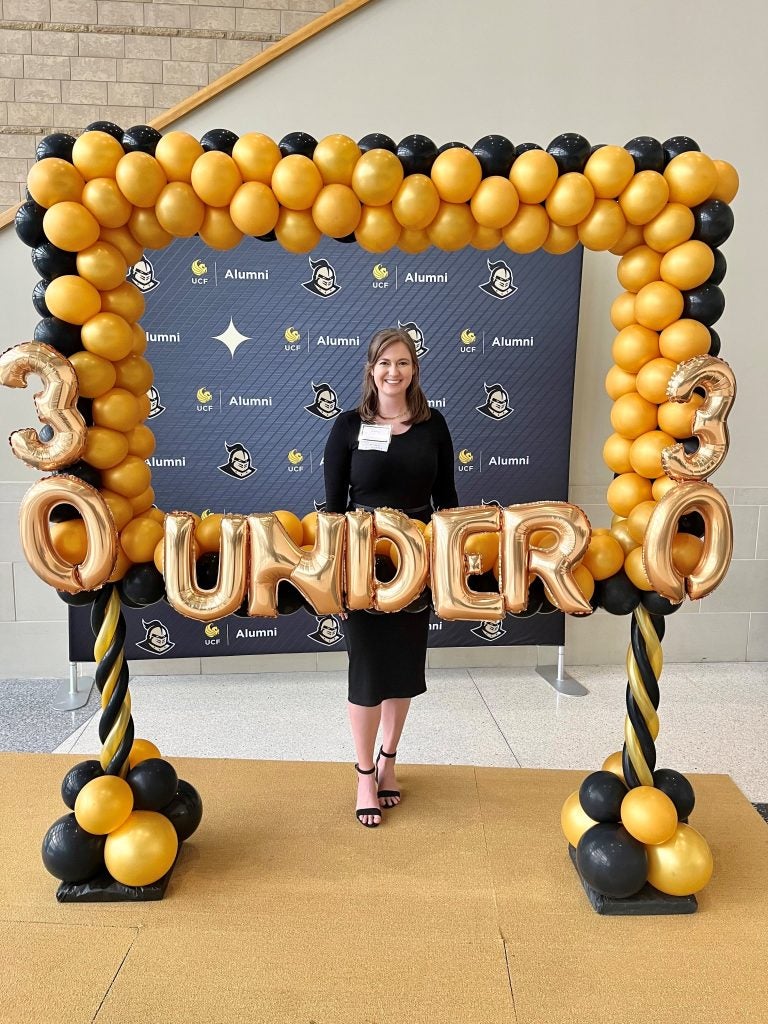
[213,318,251,357]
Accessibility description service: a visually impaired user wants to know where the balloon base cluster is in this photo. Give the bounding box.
[55,852,178,903]
[567,846,697,916]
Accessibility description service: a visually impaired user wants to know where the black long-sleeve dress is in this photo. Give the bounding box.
[323,408,458,706]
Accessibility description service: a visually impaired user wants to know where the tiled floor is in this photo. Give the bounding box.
[2,661,766,803]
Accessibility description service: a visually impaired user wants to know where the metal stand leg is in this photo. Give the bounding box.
[536,645,587,696]
[53,662,95,712]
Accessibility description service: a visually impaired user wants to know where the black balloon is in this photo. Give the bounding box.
[640,591,682,616]
[624,136,664,174]
[234,597,250,617]
[514,142,542,156]
[32,279,51,318]
[374,553,397,584]
[257,229,277,242]
[396,134,438,175]
[161,779,203,841]
[707,248,726,286]
[41,812,106,882]
[579,770,627,822]
[127,758,178,812]
[590,144,607,154]
[85,120,124,142]
[546,133,591,174]
[32,243,78,281]
[678,511,705,538]
[118,563,165,608]
[472,135,515,177]
[77,396,93,426]
[35,133,76,163]
[682,283,725,326]
[512,576,545,617]
[49,499,82,523]
[277,581,305,614]
[33,316,82,357]
[437,141,470,153]
[122,124,162,155]
[357,133,397,154]
[692,199,734,248]
[278,131,317,158]
[334,232,357,244]
[577,822,648,898]
[707,327,721,357]
[662,135,700,165]
[15,200,47,248]
[681,436,699,456]
[596,570,641,616]
[57,587,99,606]
[57,460,101,488]
[467,570,500,594]
[200,127,239,155]
[195,551,220,590]
[61,759,103,809]
[653,767,695,819]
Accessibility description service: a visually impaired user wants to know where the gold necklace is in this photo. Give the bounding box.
[376,409,408,420]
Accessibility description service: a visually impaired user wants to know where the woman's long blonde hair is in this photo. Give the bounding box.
[357,328,431,424]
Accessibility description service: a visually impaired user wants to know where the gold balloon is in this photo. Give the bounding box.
[664,151,719,207]
[660,240,715,291]
[313,134,361,185]
[83,427,129,469]
[247,512,345,616]
[99,282,145,325]
[469,176,519,229]
[164,512,248,620]
[27,157,84,208]
[610,223,645,255]
[672,533,703,575]
[344,511,374,610]
[607,473,654,518]
[121,516,165,563]
[76,240,128,291]
[115,151,167,208]
[92,387,141,432]
[43,201,100,252]
[271,154,323,211]
[645,823,714,896]
[104,810,179,887]
[44,275,101,326]
[643,203,695,254]
[661,355,736,481]
[99,225,143,266]
[19,475,117,592]
[604,364,637,400]
[131,323,147,357]
[190,150,242,208]
[101,488,134,531]
[426,202,474,251]
[573,563,595,601]
[710,160,739,204]
[621,786,678,845]
[398,227,431,253]
[543,222,579,255]
[602,751,626,782]
[351,149,404,206]
[75,775,133,835]
[625,546,654,590]
[657,394,703,438]
[610,520,639,556]
[81,312,134,361]
[128,737,161,769]
[355,203,401,253]
[636,357,677,404]
[500,504,592,614]
[154,130,204,182]
[581,533,624,580]
[195,512,224,554]
[430,148,483,203]
[577,198,626,250]
[373,509,429,612]
[509,149,559,203]
[155,181,205,238]
[502,203,550,253]
[130,487,155,516]
[128,207,173,250]
[70,349,117,398]
[659,318,711,361]
[544,172,595,227]
[643,482,732,601]
[312,184,361,237]
[232,132,281,184]
[0,342,86,469]
[635,281,685,331]
[627,500,657,543]
[603,432,633,474]
[431,506,503,620]
[82,177,132,228]
[652,475,677,502]
[275,208,321,254]
[229,181,279,237]
[610,392,658,438]
[392,173,440,230]
[560,790,598,848]
[619,170,670,225]
[108,547,131,582]
[617,245,663,292]
[72,130,124,180]
[101,455,152,498]
[199,206,243,250]
[583,145,636,198]
[51,519,87,564]
[113,354,153,396]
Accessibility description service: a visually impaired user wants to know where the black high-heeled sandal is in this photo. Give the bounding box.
[376,747,401,807]
[354,764,382,828]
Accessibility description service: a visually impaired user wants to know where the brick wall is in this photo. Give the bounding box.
[0,0,342,207]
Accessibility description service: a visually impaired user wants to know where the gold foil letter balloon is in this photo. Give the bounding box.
[247,511,345,617]
[164,512,248,621]
[344,510,374,610]
[501,504,593,614]
[0,343,86,469]
[661,355,736,481]
[431,506,503,620]
[373,509,429,612]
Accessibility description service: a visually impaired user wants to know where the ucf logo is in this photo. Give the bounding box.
[478,258,518,300]
[302,257,341,298]
[305,382,342,420]
[471,620,507,643]
[147,385,165,419]
[218,441,256,479]
[398,320,429,358]
[307,615,344,646]
[128,257,159,294]
[136,618,175,656]
[476,382,514,420]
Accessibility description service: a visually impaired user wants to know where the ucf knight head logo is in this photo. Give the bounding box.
[147,385,165,419]
[218,441,256,479]
[305,382,342,420]
[476,382,513,420]
[398,320,429,358]
[302,256,341,298]
[136,618,175,656]
[128,257,160,294]
[479,258,518,300]
[307,615,344,646]
[471,620,507,643]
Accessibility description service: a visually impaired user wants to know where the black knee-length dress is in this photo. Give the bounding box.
[323,408,458,706]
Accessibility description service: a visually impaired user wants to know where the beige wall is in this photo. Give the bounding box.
[0,0,766,675]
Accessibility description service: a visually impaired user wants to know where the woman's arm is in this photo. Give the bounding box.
[431,412,459,511]
[323,414,353,514]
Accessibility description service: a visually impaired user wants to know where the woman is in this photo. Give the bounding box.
[323,327,458,828]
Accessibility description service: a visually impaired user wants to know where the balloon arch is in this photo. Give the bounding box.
[5,125,737,909]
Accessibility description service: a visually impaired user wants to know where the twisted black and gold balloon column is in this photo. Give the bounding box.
[621,605,664,788]
[91,584,134,777]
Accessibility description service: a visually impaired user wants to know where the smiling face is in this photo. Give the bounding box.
[371,341,414,404]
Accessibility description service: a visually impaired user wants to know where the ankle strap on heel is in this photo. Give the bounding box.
[378,748,397,759]
[355,763,376,775]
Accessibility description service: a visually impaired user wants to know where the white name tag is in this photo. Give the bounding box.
[358,423,392,451]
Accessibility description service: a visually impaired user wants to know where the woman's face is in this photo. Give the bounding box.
[370,341,414,402]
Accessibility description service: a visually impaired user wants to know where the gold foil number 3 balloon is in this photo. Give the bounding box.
[662,355,736,481]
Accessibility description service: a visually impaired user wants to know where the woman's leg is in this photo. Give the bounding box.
[377,697,411,806]
[348,701,382,826]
